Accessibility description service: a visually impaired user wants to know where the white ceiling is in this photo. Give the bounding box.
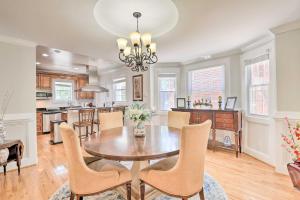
[94,0,178,38]
[0,0,300,69]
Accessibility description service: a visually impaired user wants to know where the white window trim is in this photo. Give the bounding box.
[112,77,127,102]
[187,65,226,106]
[185,62,229,100]
[246,60,270,117]
[158,75,177,112]
[52,79,75,104]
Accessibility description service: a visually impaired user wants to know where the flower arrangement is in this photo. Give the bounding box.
[0,90,13,143]
[126,103,151,136]
[126,103,151,123]
[281,117,300,162]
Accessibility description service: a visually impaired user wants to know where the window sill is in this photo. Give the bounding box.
[246,114,271,125]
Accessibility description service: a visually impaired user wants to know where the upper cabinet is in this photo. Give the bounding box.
[76,76,95,99]
[36,72,95,100]
[36,73,52,90]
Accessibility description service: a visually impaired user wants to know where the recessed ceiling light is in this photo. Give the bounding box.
[54,49,61,53]
[42,53,49,57]
[202,55,211,59]
[36,62,41,65]
[74,67,79,70]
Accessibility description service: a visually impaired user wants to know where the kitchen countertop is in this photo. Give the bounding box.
[36,106,126,114]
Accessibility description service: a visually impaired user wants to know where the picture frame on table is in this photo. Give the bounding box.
[132,74,143,101]
[224,97,237,110]
[176,98,186,108]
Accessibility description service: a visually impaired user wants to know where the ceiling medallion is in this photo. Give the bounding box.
[116,12,158,72]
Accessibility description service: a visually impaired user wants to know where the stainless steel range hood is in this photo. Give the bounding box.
[77,65,108,93]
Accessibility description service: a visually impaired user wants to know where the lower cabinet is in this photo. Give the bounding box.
[36,112,43,134]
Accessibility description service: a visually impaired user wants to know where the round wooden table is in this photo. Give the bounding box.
[84,125,180,200]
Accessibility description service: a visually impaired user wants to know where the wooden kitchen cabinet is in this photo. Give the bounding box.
[36,112,43,134]
[40,74,52,89]
[76,76,95,99]
[36,73,52,90]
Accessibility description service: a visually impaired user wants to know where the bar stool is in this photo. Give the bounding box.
[73,109,95,145]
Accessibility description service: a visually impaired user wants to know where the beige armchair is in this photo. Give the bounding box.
[60,123,132,200]
[99,111,123,131]
[168,111,190,129]
[139,120,212,200]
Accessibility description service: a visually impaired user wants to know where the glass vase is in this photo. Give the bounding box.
[0,120,6,144]
[133,121,146,137]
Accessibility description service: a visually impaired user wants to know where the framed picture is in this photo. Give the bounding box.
[132,74,143,101]
[225,97,237,110]
[177,98,186,108]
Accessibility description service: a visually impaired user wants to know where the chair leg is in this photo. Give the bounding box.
[126,182,131,200]
[17,161,20,175]
[3,164,6,176]
[140,180,145,200]
[86,126,88,137]
[76,194,83,200]
[199,188,205,200]
[70,192,74,200]
[79,127,82,146]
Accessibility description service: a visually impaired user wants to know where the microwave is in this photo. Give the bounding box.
[36,90,52,100]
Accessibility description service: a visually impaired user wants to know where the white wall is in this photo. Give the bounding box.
[0,36,37,172]
[276,27,300,112]
[272,20,300,173]
[96,67,151,108]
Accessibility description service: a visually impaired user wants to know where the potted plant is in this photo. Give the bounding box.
[281,117,300,189]
[126,103,151,137]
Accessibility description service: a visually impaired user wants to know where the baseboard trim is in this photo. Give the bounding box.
[244,146,273,166]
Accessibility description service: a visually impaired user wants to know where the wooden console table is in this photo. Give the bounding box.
[0,140,24,175]
[172,108,242,157]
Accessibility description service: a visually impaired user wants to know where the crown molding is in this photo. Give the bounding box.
[182,48,241,66]
[0,35,36,47]
[240,33,274,53]
[271,19,300,35]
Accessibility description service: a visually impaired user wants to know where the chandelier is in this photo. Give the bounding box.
[116,12,158,72]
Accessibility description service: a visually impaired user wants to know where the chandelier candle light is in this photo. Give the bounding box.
[117,12,158,72]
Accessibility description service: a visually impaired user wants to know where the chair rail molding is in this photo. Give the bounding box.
[0,112,37,173]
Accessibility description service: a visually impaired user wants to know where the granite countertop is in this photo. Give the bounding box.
[36,106,127,114]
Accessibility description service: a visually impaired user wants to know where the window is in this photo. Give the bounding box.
[113,78,126,102]
[54,80,73,103]
[188,66,225,107]
[247,58,270,116]
[159,74,176,111]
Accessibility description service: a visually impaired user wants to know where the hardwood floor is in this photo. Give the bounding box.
[0,134,299,200]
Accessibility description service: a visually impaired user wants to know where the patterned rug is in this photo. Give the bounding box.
[49,173,227,200]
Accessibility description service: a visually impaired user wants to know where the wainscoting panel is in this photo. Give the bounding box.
[0,113,37,173]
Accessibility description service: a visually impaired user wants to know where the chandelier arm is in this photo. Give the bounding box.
[146,54,158,64]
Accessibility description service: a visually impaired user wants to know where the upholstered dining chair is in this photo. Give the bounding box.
[60,123,132,200]
[139,120,212,200]
[93,107,111,132]
[168,111,190,129]
[99,111,123,131]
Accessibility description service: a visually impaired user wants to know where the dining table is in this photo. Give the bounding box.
[84,125,181,200]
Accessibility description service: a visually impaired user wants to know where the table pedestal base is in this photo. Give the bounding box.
[117,160,161,200]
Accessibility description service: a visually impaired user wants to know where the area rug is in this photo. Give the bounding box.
[49,173,227,200]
